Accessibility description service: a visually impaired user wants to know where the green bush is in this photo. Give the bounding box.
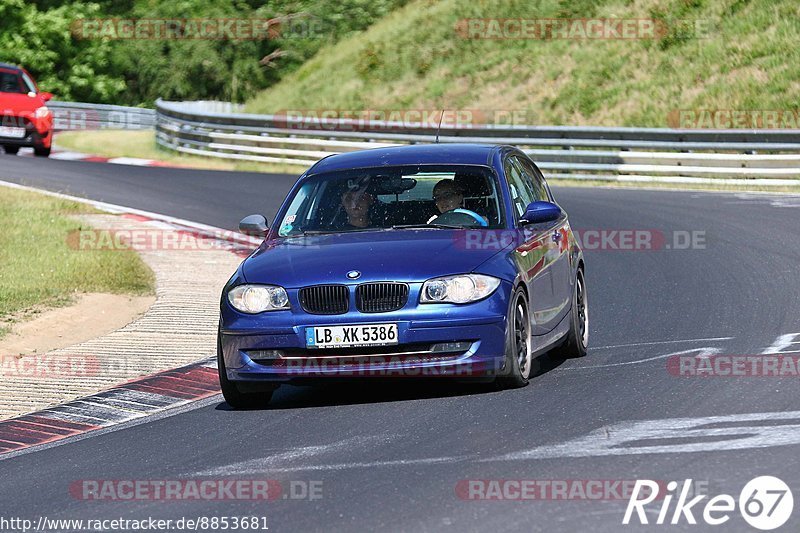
[0,0,409,105]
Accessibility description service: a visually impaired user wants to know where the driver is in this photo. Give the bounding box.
[341,189,375,229]
[428,179,487,226]
[432,179,465,214]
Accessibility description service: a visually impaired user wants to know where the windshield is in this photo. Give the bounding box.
[0,70,23,94]
[277,165,504,236]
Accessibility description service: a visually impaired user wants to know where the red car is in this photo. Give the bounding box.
[0,63,53,157]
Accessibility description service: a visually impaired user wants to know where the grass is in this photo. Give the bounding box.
[244,0,800,128]
[0,187,155,339]
[54,130,310,175]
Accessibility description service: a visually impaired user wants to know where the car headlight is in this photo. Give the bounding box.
[227,284,289,313]
[34,106,51,119]
[420,274,501,304]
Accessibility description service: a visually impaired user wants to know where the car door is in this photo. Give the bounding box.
[504,155,559,335]
[516,155,573,326]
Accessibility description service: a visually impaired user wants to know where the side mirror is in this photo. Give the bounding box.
[239,214,269,237]
[519,201,562,225]
[40,92,53,102]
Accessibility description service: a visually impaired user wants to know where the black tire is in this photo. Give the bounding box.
[33,145,51,157]
[496,286,532,389]
[554,267,588,358]
[3,146,19,155]
[217,343,276,409]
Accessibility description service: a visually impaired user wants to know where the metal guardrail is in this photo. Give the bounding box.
[49,101,155,131]
[150,99,799,185]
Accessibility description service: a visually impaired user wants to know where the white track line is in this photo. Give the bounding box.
[0,179,261,247]
[566,347,723,370]
[593,337,733,350]
[107,157,158,166]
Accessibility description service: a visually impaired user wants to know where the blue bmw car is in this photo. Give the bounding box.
[218,144,587,407]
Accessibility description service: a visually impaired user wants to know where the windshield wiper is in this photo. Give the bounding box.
[289,228,386,237]
[295,230,341,236]
[391,223,464,230]
[286,225,465,236]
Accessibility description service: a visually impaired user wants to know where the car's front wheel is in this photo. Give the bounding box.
[3,145,19,155]
[217,341,277,409]
[496,286,532,389]
[554,267,588,358]
[33,145,51,157]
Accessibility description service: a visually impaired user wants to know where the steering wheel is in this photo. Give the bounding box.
[430,208,487,228]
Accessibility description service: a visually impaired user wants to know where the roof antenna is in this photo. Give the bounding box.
[435,110,444,143]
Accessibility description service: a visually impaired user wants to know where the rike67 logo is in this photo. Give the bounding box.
[623,476,793,530]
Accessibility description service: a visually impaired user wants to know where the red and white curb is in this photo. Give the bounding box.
[18,147,179,167]
[0,180,262,251]
[0,358,219,456]
[118,212,257,258]
[0,180,264,452]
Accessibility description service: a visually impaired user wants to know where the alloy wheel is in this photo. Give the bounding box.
[513,295,532,378]
[576,271,588,349]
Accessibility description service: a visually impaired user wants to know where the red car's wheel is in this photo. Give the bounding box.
[33,145,50,157]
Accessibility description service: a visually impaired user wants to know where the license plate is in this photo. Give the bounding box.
[306,324,398,349]
[0,126,25,139]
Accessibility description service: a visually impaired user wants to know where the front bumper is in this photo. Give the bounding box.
[0,114,52,148]
[219,281,511,382]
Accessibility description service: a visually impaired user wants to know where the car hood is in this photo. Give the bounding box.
[241,229,511,287]
[0,92,45,114]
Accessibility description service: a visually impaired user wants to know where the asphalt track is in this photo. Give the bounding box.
[1,153,800,532]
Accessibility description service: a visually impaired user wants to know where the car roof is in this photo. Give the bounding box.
[0,62,20,72]
[306,143,503,175]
